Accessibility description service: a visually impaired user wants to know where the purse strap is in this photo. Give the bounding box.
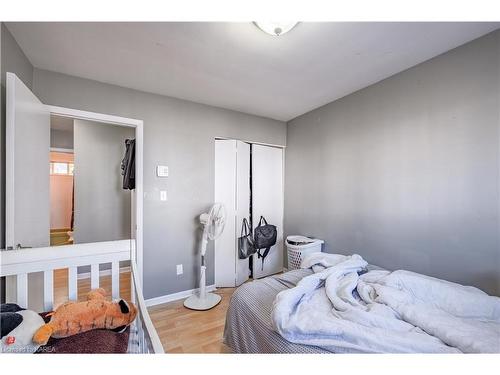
[240,218,251,237]
[258,216,268,227]
[257,247,271,270]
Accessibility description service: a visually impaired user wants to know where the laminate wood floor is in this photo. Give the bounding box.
[54,269,234,353]
[148,288,235,353]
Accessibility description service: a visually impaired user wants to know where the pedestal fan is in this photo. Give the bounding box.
[184,203,226,310]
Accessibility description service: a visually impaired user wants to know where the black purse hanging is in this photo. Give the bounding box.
[254,216,277,270]
[238,218,256,259]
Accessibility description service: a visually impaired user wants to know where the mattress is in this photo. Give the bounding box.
[224,265,385,353]
[223,268,329,353]
[35,312,130,354]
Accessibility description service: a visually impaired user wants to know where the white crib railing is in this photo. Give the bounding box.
[1,240,131,310]
[0,240,164,353]
[128,261,164,354]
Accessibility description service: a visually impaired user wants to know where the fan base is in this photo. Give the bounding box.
[183,292,222,311]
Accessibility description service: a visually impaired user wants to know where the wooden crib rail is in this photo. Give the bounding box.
[0,240,132,311]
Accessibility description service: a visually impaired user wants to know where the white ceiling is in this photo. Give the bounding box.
[7,22,499,121]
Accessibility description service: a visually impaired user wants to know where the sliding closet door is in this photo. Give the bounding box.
[214,139,251,287]
[252,145,284,279]
[235,141,251,286]
[214,140,237,287]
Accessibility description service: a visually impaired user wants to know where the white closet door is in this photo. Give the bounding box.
[235,141,250,286]
[214,140,251,287]
[252,145,284,279]
[214,139,237,287]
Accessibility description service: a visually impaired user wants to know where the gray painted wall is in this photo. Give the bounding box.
[73,119,133,244]
[5,20,497,302]
[285,31,500,295]
[32,69,286,299]
[51,128,74,149]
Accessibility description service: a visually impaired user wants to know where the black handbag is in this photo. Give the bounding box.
[238,218,256,259]
[254,216,277,270]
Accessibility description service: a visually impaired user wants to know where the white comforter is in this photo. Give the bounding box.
[271,253,500,353]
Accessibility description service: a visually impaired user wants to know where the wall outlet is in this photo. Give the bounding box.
[176,264,183,275]
[160,190,167,201]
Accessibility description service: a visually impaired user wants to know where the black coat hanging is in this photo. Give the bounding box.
[121,139,135,190]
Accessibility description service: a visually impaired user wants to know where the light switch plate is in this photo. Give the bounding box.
[156,165,169,177]
[160,190,167,201]
[176,264,183,275]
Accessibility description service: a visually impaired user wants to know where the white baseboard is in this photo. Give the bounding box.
[145,284,216,307]
[77,266,131,280]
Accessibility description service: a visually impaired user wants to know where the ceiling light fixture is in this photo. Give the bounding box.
[254,22,299,36]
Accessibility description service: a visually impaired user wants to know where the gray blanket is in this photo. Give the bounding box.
[223,269,329,353]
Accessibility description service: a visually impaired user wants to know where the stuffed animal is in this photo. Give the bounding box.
[1,303,25,338]
[32,288,137,346]
[1,308,45,353]
[1,312,24,338]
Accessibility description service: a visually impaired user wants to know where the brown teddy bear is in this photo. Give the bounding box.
[32,288,137,346]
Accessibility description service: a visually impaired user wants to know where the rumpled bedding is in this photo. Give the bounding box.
[271,253,500,353]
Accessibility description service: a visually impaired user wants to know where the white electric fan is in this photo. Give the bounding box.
[184,203,226,310]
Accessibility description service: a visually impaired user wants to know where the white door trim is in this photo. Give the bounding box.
[50,147,74,153]
[47,105,144,287]
[5,73,16,251]
[215,136,286,149]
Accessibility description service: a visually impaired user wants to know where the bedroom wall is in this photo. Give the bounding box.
[51,128,74,149]
[73,119,133,244]
[0,24,35,302]
[32,68,286,299]
[285,30,500,295]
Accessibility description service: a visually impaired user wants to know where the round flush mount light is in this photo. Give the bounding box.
[254,22,299,36]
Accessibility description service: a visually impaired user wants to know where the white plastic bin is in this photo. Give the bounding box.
[286,235,324,270]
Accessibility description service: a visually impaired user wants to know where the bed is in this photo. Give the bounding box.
[0,240,163,354]
[224,264,388,354]
[225,258,500,354]
[224,268,327,353]
[35,312,130,354]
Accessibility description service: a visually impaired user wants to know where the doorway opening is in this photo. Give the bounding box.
[49,149,75,246]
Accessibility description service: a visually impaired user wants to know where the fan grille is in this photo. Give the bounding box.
[206,203,226,240]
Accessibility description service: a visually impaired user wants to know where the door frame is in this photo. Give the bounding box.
[47,105,144,286]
